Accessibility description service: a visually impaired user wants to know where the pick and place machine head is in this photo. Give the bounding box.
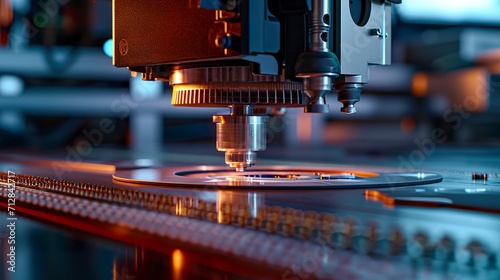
[113,0,399,171]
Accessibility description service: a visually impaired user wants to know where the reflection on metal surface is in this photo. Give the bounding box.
[0,154,116,174]
[366,190,454,208]
[113,166,442,189]
[172,249,183,280]
[365,190,396,208]
[216,191,264,224]
[213,113,268,172]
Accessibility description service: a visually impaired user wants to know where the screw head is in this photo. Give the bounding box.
[215,34,231,49]
[370,28,382,37]
[119,39,129,56]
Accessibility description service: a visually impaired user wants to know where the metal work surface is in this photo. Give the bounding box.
[1,148,500,279]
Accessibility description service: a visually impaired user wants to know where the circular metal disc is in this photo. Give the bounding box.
[113,166,442,189]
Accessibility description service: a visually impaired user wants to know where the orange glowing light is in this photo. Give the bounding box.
[217,192,223,223]
[297,113,312,143]
[171,71,184,84]
[365,190,395,209]
[32,159,115,174]
[172,249,184,280]
[458,68,489,113]
[175,199,183,216]
[0,0,13,27]
[412,72,428,97]
[476,49,500,74]
[400,116,415,134]
[112,259,118,280]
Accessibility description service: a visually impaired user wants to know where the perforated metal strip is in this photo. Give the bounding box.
[0,179,419,280]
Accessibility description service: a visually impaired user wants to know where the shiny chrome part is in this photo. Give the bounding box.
[308,0,331,53]
[224,151,257,172]
[170,66,303,107]
[302,76,332,113]
[170,66,303,171]
[298,0,338,113]
[213,114,268,171]
[341,104,356,114]
[337,84,362,114]
[336,75,363,114]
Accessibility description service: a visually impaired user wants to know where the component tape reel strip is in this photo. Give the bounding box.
[0,171,462,280]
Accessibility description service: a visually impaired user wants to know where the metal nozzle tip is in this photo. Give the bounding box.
[225,151,256,172]
[340,104,356,114]
[304,104,329,113]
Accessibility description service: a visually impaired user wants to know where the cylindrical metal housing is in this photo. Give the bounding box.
[213,114,268,171]
[296,0,337,113]
[309,0,331,52]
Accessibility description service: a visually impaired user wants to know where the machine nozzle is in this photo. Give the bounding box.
[225,151,256,172]
[294,0,340,114]
[340,104,356,114]
[336,82,362,115]
[213,113,268,172]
